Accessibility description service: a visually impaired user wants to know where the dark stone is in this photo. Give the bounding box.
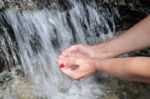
[117,5,147,30]
[0,13,19,69]
[139,0,150,8]
[0,59,7,72]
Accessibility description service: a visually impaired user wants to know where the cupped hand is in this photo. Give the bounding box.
[58,55,98,81]
[60,44,114,60]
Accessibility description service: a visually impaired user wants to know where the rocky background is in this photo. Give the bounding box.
[0,0,150,99]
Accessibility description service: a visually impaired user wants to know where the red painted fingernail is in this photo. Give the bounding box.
[60,63,65,68]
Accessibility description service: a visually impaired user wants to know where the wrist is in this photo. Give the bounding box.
[93,58,106,72]
[96,42,120,58]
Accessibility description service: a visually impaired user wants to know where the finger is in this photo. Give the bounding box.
[62,45,79,57]
[58,56,78,67]
[63,52,87,58]
[58,45,78,61]
[61,68,80,80]
[61,68,92,81]
[74,52,89,58]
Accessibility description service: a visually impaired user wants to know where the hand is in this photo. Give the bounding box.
[60,44,114,59]
[57,44,113,81]
[58,55,98,81]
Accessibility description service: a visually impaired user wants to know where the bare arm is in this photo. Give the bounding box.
[96,16,150,57]
[58,55,150,83]
[60,16,150,60]
[58,16,150,83]
[96,57,150,83]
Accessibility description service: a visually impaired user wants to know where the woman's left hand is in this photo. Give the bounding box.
[58,55,98,81]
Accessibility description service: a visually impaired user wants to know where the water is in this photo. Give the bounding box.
[1,0,120,99]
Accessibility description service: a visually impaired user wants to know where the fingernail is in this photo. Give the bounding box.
[60,63,65,68]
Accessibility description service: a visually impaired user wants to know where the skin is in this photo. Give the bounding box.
[58,15,150,83]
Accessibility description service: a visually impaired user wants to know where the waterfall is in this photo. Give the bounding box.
[2,0,120,98]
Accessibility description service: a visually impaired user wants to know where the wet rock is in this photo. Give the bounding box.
[0,59,7,71]
[102,94,119,99]
[0,0,4,9]
[117,5,147,30]
[0,0,73,11]
[0,66,35,99]
[0,12,20,69]
[0,0,149,13]
[3,77,36,99]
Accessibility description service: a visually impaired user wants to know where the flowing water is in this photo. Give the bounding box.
[1,0,120,99]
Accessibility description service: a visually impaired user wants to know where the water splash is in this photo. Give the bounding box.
[3,0,120,98]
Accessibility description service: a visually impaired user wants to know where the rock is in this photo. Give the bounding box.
[0,66,36,99]
[3,77,37,99]
[0,0,4,9]
[0,59,7,71]
[102,94,119,99]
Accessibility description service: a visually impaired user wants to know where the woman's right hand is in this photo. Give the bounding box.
[60,44,116,60]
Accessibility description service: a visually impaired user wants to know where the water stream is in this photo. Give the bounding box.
[1,0,120,98]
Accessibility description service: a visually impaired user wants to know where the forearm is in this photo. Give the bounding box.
[97,16,150,57]
[95,57,150,83]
